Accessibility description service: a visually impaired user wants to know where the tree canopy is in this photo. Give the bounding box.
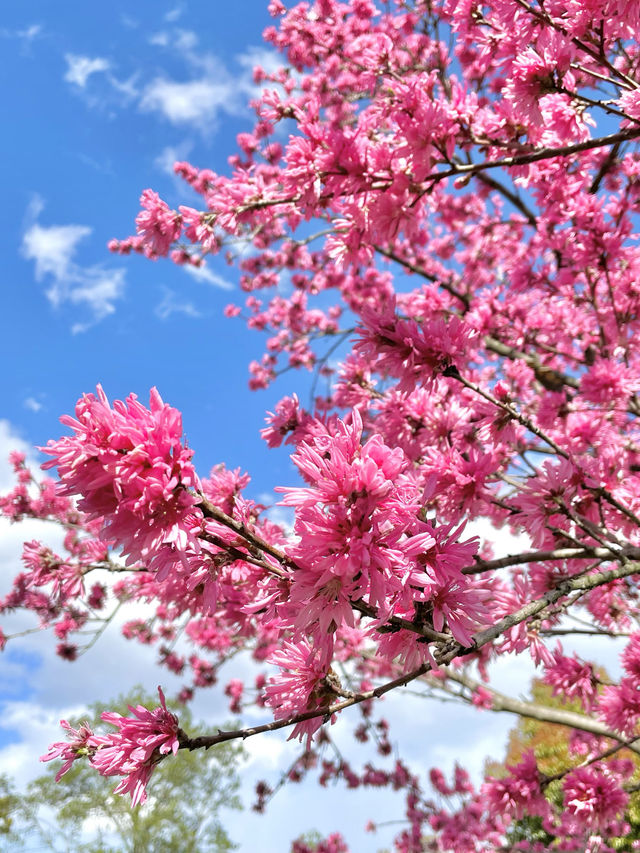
[4,0,640,850]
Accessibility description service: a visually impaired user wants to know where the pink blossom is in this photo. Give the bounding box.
[40,719,102,782]
[598,679,640,738]
[88,582,106,609]
[224,678,244,713]
[14,1,640,849]
[563,766,629,832]
[430,767,454,796]
[41,386,201,575]
[471,686,493,709]
[265,640,338,747]
[355,301,476,392]
[543,648,598,709]
[261,394,310,447]
[56,642,78,660]
[580,358,636,405]
[427,578,488,646]
[621,633,640,678]
[617,90,640,121]
[481,751,550,821]
[135,189,182,258]
[91,687,180,806]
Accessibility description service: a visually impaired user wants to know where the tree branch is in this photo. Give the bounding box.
[422,128,640,186]
[435,667,640,753]
[461,545,640,575]
[474,172,537,227]
[176,562,640,753]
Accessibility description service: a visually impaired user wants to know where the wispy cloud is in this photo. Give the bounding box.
[236,45,284,78]
[139,75,238,128]
[17,23,42,42]
[120,13,139,29]
[61,27,265,133]
[138,29,247,131]
[149,29,196,52]
[149,31,170,48]
[107,72,140,102]
[154,141,194,176]
[155,287,202,320]
[57,24,282,150]
[22,220,91,280]
[62,54,138,112]
[23,397,43,413]
[64,53,110,88]
[164,4,185,22]
[0,23,43,46]
[21,197,126,334]
[183,263,233,290]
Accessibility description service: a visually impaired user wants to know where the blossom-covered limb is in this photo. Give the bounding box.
[429,668,640,755]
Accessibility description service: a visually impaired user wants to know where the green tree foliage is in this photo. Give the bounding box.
[2,688,244,853]
[0,773,21,843]
[486,679,640,852]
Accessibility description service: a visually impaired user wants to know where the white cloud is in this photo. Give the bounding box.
[150,27,197,52]
[165,4,185,22]
[261,503,295,536]
[21,198,126,333]
[0,23,42,45]
[22,221,91,281]
[138,32,247,131]
[174,29,198,52]
[149,31,170,47]
[237,45,284,78]
[64,54,110,88]
[17,24,42,41]
[154,141,193,176]
[66,269,127,334]
[106,72,140,102]
[155,287,202,320]
[466,516,532,559]
[0,420,35,490]
[139,76,238,127]
[183,263,233,290]
[23,397,42,413]
[61,30,259,133]
[235,45,293,105]
[243,732,288,770]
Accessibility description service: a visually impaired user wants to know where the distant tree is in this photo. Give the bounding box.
[486,678,640,852]
[7,688,244,853]
[0,773,21,845]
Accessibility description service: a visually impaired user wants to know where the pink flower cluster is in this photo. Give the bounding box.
[278,409,482,660]
[41,386,201,576]
[265,639,338,747]
[42,688,180,806]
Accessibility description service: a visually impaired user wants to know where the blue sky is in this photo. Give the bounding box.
[0,2,355,846]
[0,0,299,496]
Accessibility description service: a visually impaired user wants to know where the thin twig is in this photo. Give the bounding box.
[421,128,640,186]
[462,545,640,575]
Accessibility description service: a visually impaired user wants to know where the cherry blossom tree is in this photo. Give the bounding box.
[4,0,640,850]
